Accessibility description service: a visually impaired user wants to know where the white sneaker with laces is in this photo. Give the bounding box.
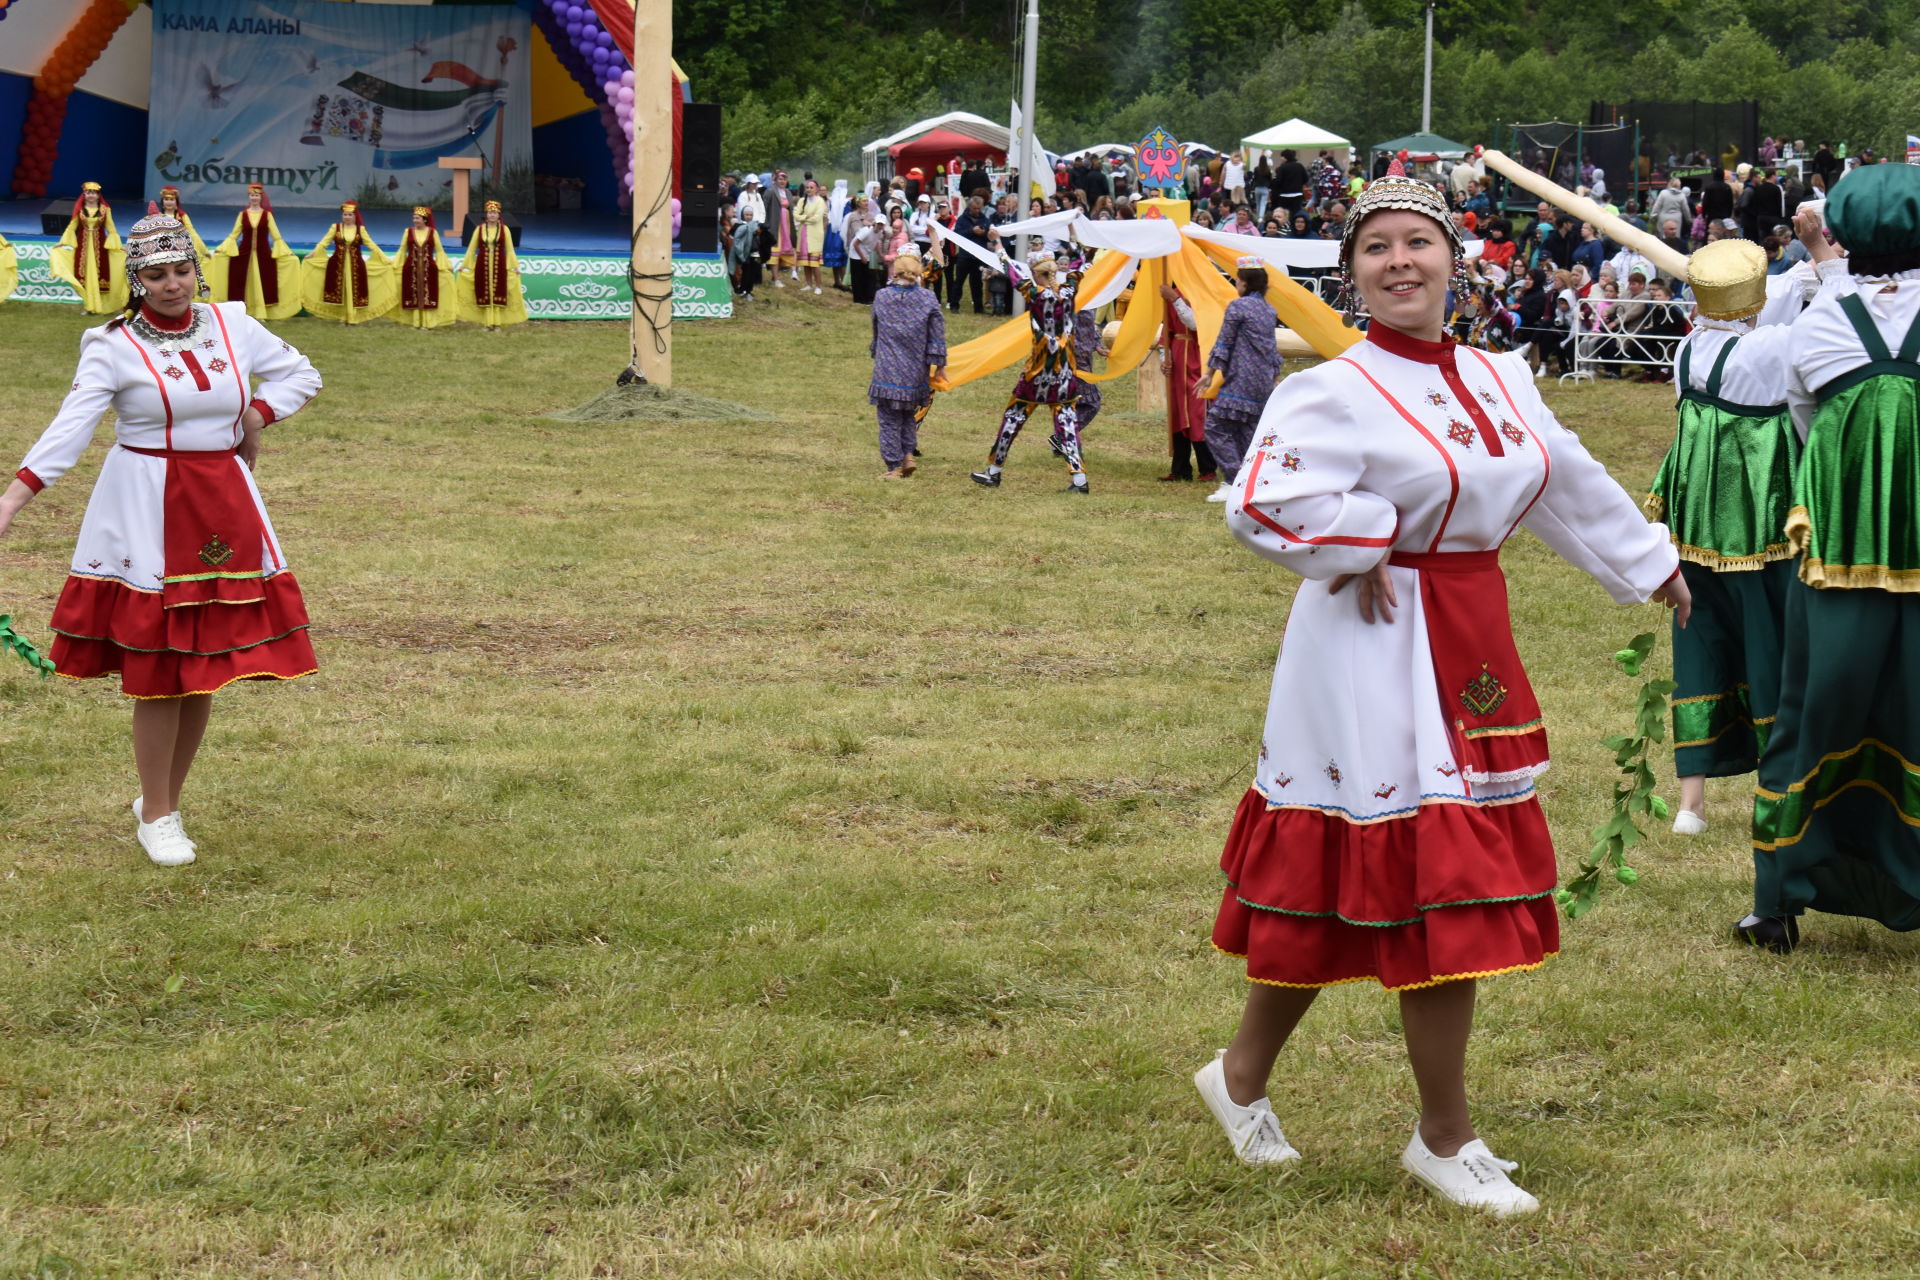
[136,813,197,867]
[132,796,187,839]
[1194,1051,1300,1166]
[1401,1131,1539,1216]
[1672,809,1708,835]
[1205,484,1233,503]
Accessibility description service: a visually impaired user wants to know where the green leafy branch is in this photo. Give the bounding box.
[1,614,57,679]
[1556,632,1675,920]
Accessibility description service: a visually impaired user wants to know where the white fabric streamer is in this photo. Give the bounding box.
[1184,223,1485,271]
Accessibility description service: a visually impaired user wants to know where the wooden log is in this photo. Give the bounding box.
[629,0,673,385]
[1481,148,1690,283]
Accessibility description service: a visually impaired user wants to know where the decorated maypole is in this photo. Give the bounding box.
[621,0,672,386]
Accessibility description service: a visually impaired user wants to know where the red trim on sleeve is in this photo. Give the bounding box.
[249,398,277,427]
[15,468,45,494]
[1238,448,1398,548]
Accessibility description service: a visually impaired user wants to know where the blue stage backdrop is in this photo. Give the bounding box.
[148,0,532,209]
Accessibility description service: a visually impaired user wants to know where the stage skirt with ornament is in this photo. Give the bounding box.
[1214,550,1560,991]
[48,443,316,699]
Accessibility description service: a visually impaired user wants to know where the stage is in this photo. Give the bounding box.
[0,201,732,321]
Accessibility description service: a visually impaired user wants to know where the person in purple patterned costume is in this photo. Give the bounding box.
[1199,259,1282,501]
[868,249,947,479]
[971,233,1092,494]
[1070,305,1105,435]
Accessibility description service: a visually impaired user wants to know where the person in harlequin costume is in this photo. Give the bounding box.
[456,201,528,330]
[0,229,16,304]
[1068,303,1106,439]
[50,183,128,315]
[0,213,322,868]
[1644,219,1843,843]
[211,183,301,321]
[1198,256,1282,503]
[867,248,946,479]
[970,231,1093,495]
[151,187,210,272]
[1192,161,1687,1214]
[392,206,458,330]
[1157,279,1215,484]
[300,200,396,324]
[1748,162,1920,954]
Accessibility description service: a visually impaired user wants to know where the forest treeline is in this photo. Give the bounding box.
[673,0,1920,172]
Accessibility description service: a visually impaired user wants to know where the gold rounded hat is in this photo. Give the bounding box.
[1686,239,1768,321]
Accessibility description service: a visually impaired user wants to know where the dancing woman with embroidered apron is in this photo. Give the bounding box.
[1190,164,1689,1214]
[0,214,322,868]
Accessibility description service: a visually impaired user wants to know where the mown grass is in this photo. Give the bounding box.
[1,290,1915,1279]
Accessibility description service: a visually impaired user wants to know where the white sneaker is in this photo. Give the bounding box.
[1401,1131,1539,1216]
[1672,809,1708,835]
[132,795,186,840]
[136,813,196,867]
[1194,1051,1301,1166]
[774,278,785,288]
[1205,484,1233,503]
[813,286,823,295]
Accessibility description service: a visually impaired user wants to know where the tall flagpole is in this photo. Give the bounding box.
[625,0,673,387]
[1014,0,1039,314]
[1421,1,1434,135]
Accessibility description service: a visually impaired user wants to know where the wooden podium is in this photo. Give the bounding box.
[438,156,483,237]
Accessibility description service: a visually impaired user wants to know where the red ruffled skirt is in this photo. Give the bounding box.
[49,445,317,699]
[1212,789,1560,991]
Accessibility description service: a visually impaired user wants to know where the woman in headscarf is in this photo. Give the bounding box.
[50,183,128,315]
[392,207,458,329]
[300,201,396,324]
[456,201,529,330]
[211,184,302,321]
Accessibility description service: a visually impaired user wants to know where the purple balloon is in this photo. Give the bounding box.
[618,86,633,105]
[620,69,634,87]
[596,29,613,48]
[565,4,583,19]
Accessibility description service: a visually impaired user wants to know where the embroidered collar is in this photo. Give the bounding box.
[128,302,211,352]
[139,303,193,332]
[1366,321,1457,365]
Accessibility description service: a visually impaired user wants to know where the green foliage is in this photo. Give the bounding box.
[684,0,1920,175]
[1557,632,1675,919]
[0,614,56,678]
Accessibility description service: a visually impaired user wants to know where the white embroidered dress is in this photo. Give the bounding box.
[15,302,322,697]
[1212,322,1677,990]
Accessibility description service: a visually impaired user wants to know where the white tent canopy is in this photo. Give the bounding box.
[1062,142,1134,161]
[1240,117,1351,164]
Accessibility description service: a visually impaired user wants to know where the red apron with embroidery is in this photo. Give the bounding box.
[1391,549,1549,786]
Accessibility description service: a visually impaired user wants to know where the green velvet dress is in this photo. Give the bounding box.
[1753,294,1920,928]
[1646,334,1798,778]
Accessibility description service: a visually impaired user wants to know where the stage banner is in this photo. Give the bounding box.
[148,0,533,210]
[8,241,77,307]
[517,252,733,321]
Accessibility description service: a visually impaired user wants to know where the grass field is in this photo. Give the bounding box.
[1,289,1916,1279]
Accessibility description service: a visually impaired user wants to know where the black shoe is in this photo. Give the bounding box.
[970,470,1001,488]
[1064,481,1089,495]
[1734,915,1800,954]
[912,448,922,457]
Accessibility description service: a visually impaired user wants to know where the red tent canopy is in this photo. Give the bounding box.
[891,128,1004,181]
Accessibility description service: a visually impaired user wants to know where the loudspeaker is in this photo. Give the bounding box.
[681,102,721,243]
[41,201,72,234]
[459,209,523,248]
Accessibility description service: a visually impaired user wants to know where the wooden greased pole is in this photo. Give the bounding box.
[624,0,672,386]
[1480,148,1689,283]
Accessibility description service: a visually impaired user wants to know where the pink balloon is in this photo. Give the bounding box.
[620,69,634,87]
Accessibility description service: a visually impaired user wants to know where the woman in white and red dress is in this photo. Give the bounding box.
[1191,166,1690,1214]
[0,213,322,868]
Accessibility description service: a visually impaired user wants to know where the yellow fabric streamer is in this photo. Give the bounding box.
[1192,239,1362,360]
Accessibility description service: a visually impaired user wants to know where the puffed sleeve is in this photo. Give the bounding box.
[1208,298,1242,371]
[1502,352,1678,601]
[16,327,118,493]
[224,304,321,425]
[923,294,947,364]
[1225,364,1398,579]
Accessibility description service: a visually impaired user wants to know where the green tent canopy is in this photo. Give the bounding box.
[1372,132,1471,161]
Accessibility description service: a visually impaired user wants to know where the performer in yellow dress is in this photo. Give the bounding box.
[152,187,210,270]
[211,184,302,321]
[300,200,395,323]
[456,201,528,330]
[49,183,129,314]
[392,207,458,329]
[0,230,16,304]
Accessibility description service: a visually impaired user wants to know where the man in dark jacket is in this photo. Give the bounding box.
[1744,168,1785,242]
[958,161,992,203]
[1810,141,1842,193]
[1273,149,1310,218]
[948,194,993,313]
[1700,168,1734,224]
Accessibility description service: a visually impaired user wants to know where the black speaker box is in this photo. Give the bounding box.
[41,201,72,234]
[681,103,721,199]
[459,209,522,248]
